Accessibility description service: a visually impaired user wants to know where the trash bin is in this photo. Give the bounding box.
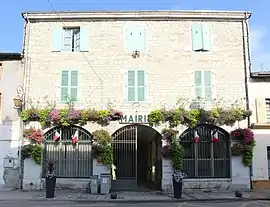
[89,175,99,194]
[100,173,111,194]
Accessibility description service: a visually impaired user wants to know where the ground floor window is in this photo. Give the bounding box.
[180,124,231,178]
[42,126,93,178]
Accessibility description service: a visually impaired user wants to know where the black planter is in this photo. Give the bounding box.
[173,179,183,199]
[46,176,56,198]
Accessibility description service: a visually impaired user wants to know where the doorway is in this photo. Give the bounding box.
[111,125,162,191]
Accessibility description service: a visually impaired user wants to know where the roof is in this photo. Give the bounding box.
[22,10,252,21]
[0,53,22,61]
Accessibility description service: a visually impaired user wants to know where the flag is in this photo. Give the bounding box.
[212,130,219,143]
[194,130,199,144]
[72,130,79,144]
[53,131,61,141]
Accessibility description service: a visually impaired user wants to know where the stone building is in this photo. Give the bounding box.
[21,10,252,192]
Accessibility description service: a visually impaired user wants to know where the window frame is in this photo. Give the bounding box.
[60,70,79,103]
[62,27,81,52]
[125,70,147,103]
[194,70,213,102]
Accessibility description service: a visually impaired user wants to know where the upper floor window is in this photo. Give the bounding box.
[124,70,148,102]
[194,70,212,101]
[266,99,270,123]
[191,23,211,52]
[52,25,89,52]
[63,28,80,52]
[125,25,146,52]
[254,98,270,123]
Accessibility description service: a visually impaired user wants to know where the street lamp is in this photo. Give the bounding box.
[13,95,23,112]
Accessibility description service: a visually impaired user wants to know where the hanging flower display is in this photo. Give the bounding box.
[231,128,255,167]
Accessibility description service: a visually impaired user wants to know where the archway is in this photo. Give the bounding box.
[111,124,162,191]
[180,124,231,178]
[42,125,93,178]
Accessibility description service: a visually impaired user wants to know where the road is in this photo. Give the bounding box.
[0,200,270,207]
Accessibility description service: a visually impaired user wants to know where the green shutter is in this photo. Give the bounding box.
[135,26,146,51]
[204,71,212,100]
[52,25,63,52]
[192,23,203,51]
[137,70,145,101]
[127,70,136,101]
[61,71,69,102]
[125,26,136,52]
[70,71,78,101]
[202,24,211,51]
[80,26,89,52]
[194,71,202,100]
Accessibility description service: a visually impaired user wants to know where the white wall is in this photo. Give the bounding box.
[252,130,270,180]
[0,60,23,188]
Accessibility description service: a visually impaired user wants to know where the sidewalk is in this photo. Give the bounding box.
[0,189,269,203]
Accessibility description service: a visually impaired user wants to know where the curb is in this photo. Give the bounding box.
[0,197,269,203]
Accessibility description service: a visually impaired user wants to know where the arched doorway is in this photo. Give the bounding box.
[42,125,93,178]
[112,124,162,191]
[180,124,231,178]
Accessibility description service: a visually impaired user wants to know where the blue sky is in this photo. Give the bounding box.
[1,0,269,71]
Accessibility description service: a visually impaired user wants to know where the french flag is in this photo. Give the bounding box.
[212,130,219,143]
[194,130,199,144]
[72,130,79,144]
[53,131,61,142]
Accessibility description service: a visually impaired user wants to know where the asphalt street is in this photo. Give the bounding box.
[0,200,270,207]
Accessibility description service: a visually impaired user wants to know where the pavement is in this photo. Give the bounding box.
[1,200,270,207]
[0,189,270,203]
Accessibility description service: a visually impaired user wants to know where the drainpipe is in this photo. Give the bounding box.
[242,12,252,190]
[18,13,30,190]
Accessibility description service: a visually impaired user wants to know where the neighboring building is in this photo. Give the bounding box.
[0,53,23,189]
[21,10,251,192]
[249,70,270,189]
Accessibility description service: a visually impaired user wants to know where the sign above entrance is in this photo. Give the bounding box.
[119,114,148,124]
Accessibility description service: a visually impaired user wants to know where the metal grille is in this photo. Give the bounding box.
[112,126,137,181]
[42,126,93,178]
[180,124,231,178]
[266,99,270,123]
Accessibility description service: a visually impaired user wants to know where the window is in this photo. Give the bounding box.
[124,70,147,102]
[63,28,80,52]
[194,70,212,101]
[266,99,270,123]
[180,125,231,178]
[191,23,211,52]
[52,25,89,52]
[60,70,78,102]
[267,147,270,179]
[125,25,146,52]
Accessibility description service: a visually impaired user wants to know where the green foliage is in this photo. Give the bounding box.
[148,107,252,128]
[21,144,43,165]
[171,136,185,171]
[20,107,123,128]
[231,128,256,167]
[91,129,113,166]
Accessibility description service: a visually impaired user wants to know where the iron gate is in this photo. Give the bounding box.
[42,126,93,178]
[112,125,137,190]
[180,124,231,178]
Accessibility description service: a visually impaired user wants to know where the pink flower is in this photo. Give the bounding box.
[49,109,60,123]
[68,109,81,121]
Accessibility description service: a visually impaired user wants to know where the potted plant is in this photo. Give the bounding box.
[45,160,56,198]
[171,136,186,199]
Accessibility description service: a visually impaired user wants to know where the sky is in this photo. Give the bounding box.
[1,0,269,71]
